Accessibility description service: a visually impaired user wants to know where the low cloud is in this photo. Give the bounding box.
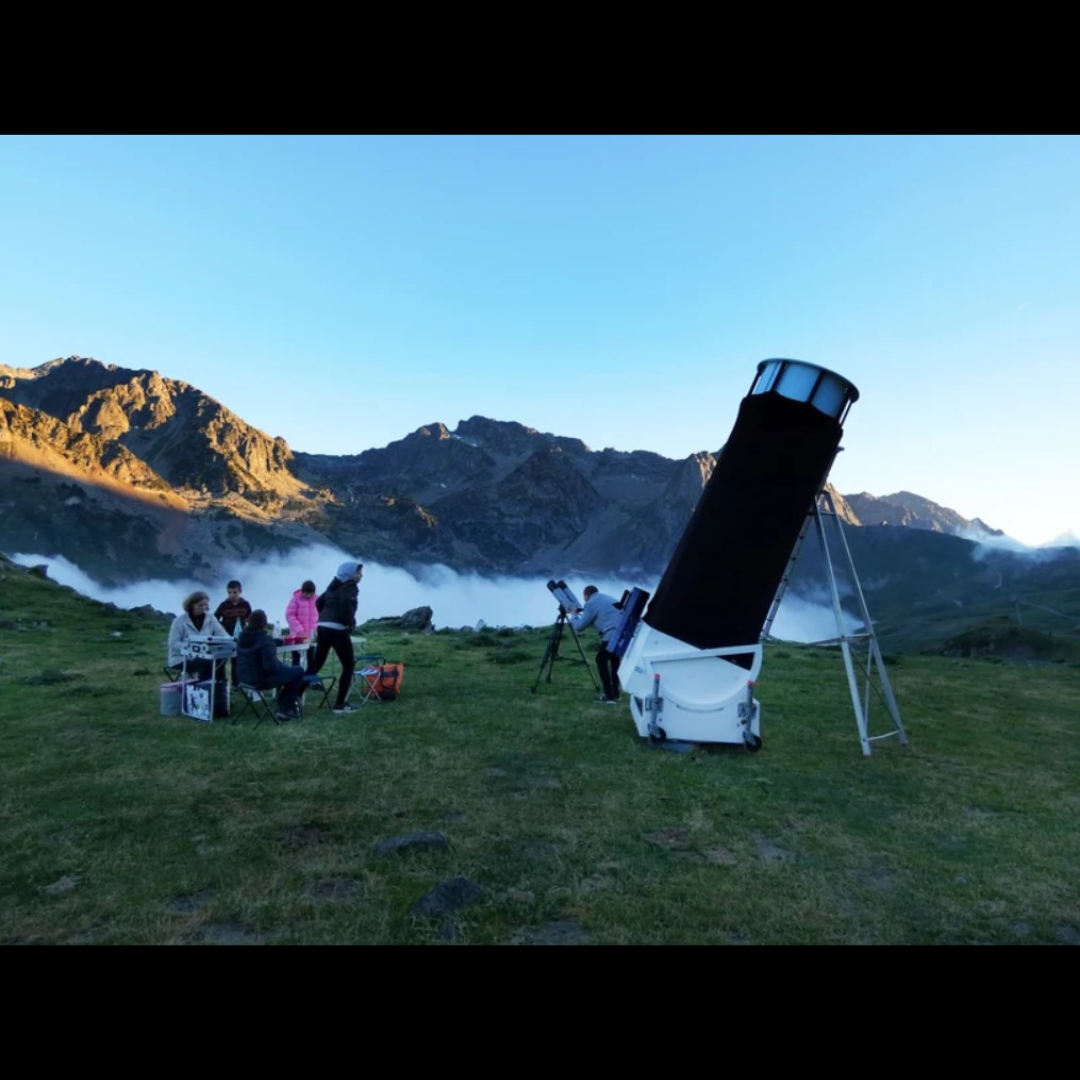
[964,529,1036,555]
[970,529,1080,562]
[8,546,847,645]
[770,591,864,643]
[9,546,639,632]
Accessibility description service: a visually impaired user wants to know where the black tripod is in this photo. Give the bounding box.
[531,607,600,693]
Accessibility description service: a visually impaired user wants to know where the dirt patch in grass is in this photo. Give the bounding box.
[673,851,706,863]
[410,876,484,919]
[308,878,365,901]
[643,827,691,849]
[520,839,559,859]
[276,825,327,848]
[752,832,796,863]
[513,919,594,945]
[166,889,216,914]
[528,776,563,790]
[861,870,899,893]
[187,922,261,945]
[704,846,738,865]
[19,669,77,685]
[375,831,449,856]
[41,874,81,895]
[578,874,612,893]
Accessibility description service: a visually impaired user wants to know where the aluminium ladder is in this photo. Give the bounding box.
[762,489,908,757]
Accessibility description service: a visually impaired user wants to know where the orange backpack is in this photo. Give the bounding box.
[364,662,404,701]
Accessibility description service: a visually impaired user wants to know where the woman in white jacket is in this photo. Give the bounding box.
[167,590,228,681]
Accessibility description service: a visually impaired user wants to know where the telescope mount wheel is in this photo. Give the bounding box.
[648,727,667,746]
[744,733,763,753]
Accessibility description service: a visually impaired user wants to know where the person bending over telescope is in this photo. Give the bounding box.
[571,586,622,704]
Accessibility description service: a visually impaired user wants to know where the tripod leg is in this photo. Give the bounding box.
[567,622,601,692]
[547,619,565,681]
[532,612,599,694]
[531,617,564,692]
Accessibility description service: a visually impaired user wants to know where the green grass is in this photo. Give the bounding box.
[1,558,1078,945]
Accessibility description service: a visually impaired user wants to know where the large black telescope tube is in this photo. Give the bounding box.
[645,359,858,652]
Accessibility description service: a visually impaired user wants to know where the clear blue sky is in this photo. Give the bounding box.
[1,135,1076,546]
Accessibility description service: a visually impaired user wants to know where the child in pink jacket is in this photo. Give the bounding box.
[285,580,320,667]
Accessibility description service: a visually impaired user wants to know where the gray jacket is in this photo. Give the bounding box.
[571,592,620,647]
[167,611,228,667]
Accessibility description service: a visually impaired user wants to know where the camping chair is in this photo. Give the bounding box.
[233,683,281,728]
[300,672,336,712]
[163,663,184,682]
[350,653,386,706]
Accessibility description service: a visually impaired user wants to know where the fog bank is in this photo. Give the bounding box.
[8,545,853,644]
[970,529,1080,560]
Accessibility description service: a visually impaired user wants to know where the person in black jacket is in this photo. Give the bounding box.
[306,560,363,714]
[236,609,306,722]
[214,579,253,688]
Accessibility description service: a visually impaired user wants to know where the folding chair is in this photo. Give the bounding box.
[350,653,386,707]
[163,663,184,682]
[301,672,336,712]
[233,683,281,728]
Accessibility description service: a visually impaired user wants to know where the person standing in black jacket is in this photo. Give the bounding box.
[306,560,363,714]
[236,609,306,722]
[214,580,253,688]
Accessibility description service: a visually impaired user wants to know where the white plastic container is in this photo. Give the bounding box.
[160,682,183,716]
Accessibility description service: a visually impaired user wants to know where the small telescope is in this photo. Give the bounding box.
[547,579,582,614]
[532,580,599,693]
[619,359,860,750]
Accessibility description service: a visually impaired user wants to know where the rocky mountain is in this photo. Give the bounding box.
[4,355,1079,655]
[1,357,733,583]
[1,357,302,501]
[293,416,720,576]
[843,490,1002,539]
[0,355,1035,599]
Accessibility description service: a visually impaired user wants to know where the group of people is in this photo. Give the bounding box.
[167,562,626,721]
[166,561,365,722]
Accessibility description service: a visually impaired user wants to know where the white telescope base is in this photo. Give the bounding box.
[620,624,763,749]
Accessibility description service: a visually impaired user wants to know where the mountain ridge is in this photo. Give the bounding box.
[4,355,1079,654]
[0,355,1017,586]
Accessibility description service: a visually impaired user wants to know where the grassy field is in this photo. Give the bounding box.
[2,558,1078,945]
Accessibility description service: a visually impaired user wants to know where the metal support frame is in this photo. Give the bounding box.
[531,609,601,694]
[764,489,908,758]
[179,646,232,723]
[646,673,663,741]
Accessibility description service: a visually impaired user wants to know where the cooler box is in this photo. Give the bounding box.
[160,682,183,716]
